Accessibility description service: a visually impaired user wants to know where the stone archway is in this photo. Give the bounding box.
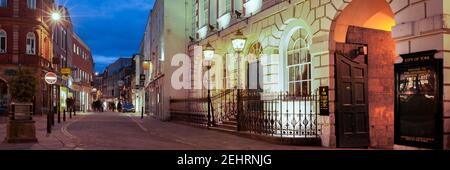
[330,0,398,148]
[0,78,9,115]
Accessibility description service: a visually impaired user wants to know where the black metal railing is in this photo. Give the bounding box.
[211,89,238,124]
[170,98,209,126]
[170,89,321,139]
[240,91,320,138]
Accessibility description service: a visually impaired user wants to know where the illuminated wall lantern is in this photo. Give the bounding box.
[142,60,151,71]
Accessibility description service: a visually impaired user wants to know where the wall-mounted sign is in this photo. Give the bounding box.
[61,68,71,75]
[319,86,329,116]
[44,72,57,85]
[394,50,443,149]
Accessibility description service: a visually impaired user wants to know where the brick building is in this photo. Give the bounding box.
[71,33,94,112]
[0,0,94,115]
[52,6,74,112]
[0,0,56,115]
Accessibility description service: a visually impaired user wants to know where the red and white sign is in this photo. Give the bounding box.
[44,72,57,85]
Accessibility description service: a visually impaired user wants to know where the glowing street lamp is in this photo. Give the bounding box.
[203,42,215,127]
[51,12,62,22]
[231,30,247,131]
[231,30,247,53]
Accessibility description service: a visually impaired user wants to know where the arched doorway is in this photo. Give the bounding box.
[0,78,8,115]
[330,0,397,148]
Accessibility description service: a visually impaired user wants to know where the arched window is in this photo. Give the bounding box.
[27,0,36,9]
[287,28,311,96]
[26,32,36,55]
[0,30,6,53]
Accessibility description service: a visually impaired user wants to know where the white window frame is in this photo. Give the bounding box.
[0,30,6,53]
[26,32,36,55]
[27,0,36,9]
[286,29,312,96]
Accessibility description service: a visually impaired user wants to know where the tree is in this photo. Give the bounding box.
[9,69,37,103]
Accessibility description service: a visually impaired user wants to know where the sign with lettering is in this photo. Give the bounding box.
[394,50,443,149]
[61,68,71,75]
[319,86,329,116]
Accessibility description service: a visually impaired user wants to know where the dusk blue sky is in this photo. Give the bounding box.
[57,0,154,72]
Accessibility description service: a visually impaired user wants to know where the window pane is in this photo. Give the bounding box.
[287,54,292,65]
[301,65,310,81]
[289,67,296,81]
[1,37,6,50]
[302,81,309,96]
[296,82,301,96]
[297,65,302,81]
[289,83,295,96]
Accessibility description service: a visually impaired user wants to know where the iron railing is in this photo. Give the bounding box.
[170,89,321,138]
[170,98,209,126]
[240,91,320,138]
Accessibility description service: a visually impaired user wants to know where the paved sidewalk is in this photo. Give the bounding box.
[0,113,87,150]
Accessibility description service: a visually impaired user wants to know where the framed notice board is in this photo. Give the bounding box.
[394,50,443,149]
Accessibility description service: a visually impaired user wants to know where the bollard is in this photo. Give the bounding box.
[63,109,66,122]
[69,108,72,119]
[51,106,55,126]
[58,107,61,123]
[47,110,51,134]
[141,107,144,119]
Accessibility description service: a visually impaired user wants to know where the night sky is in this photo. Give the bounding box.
[57,0,154,73]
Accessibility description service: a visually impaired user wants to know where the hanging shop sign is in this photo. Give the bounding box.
[394,50,443,149]
[319,86,329,116]
[61,68,71,75]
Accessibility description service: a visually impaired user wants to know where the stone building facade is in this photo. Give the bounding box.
[184,0,449,149]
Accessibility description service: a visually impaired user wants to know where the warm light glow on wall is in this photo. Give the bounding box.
[333,0,395,43]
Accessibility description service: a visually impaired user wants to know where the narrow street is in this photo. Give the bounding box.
[1,112,329,150]
[62,112,328,150]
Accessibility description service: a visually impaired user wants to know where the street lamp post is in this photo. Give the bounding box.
[135,53,150,119]
[203,42,215,127]
[231,30,247,131]
[46,11,62,133]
